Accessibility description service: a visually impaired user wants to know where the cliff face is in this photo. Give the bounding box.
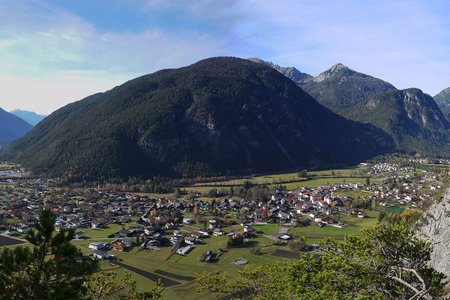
[416,190,450,278]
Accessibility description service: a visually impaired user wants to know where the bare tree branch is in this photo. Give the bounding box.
[388,267,432,300]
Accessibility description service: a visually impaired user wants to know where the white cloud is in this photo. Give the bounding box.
[1,0,450,115]
[0,0,230,113]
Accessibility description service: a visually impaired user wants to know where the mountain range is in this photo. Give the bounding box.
[10,109,47,126]
[3,56,450,181]
[252,58,450,156]
[247,58,313,84]
[434,87,450,121]
[1,57,393,181]
[0,108,33,146]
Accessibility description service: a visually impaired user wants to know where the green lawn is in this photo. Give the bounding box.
[77,233,293,300]
[189,166,365,188]
[385,206,405,214]
[78,209,380,299]
[334,190,371,199]
[187,177,368,194]
[83,224,124,239]
[275,177,367,190]
[308,166,364,177]
[289,211,379,243]
[0,164,15,168]
[252,224,281,235]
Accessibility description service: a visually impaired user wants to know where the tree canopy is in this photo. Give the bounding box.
[0,209,98,299]
[83,271,164,300]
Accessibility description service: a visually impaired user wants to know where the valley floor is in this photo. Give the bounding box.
[0,155,448,299]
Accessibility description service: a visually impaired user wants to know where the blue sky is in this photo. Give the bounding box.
[0,0,450,114]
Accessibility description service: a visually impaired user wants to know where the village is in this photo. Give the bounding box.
[0,157,448,297]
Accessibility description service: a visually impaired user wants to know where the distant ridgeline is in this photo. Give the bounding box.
[10,109,47,126]
[252,58,450,157]
[434,87,450,122]
[1,57,394,181]
[0,108,33,147]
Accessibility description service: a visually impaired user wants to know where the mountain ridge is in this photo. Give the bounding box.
[247,57,313,84]
[434,87,450,122]
[10,109,47,126]
[251,57,450,156]
[2,57,393,181]
[0,108,33,146]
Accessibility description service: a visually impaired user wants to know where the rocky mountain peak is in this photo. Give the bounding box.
[330,63,348,71]
[313,63,353,83]
[433,87,450,122]
[402,88,450,129]
[434,87,450,104]
[247,57,313,84]
[436,87,450,96]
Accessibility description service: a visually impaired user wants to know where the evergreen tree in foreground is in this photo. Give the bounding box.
[0,209,98,299]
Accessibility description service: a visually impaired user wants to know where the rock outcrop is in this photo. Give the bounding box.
[417,189,450,278]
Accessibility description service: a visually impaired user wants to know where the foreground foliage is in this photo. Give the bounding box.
[83,271,164,300]
[0,210,98,299]
[196,224,446,299]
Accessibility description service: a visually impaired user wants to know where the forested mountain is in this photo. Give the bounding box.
[299,63,397,114]
[434,87,450,121]
[1,57,393,181]
[343,88,450,155]
[0,107,33,146]
[252,58,450,156]
[10,109,47,126]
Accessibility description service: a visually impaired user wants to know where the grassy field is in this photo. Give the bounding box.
[289,211,379,243]
[185,176,368,195]
[82,224,125,239]
[0,163,15,168]
[385,206,405,214]
[75,232,292,300]
[189,167,364,187]
[271,177,367,190]
[72,208,379,299]
[334,189,371,199]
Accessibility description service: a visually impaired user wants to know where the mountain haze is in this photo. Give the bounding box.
[2,57,393,181]
[11,109,47,126]
[0,108,33,146]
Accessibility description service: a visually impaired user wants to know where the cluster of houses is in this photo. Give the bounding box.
[0,159,446,258]
[367,163,413,174]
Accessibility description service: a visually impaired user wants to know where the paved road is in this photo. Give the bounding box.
[0,234,26,246]
[113,261,181,287]
[154,269,194,281]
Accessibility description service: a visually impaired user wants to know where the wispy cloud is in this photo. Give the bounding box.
[1,0,450,113]
[0,0,233,113]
